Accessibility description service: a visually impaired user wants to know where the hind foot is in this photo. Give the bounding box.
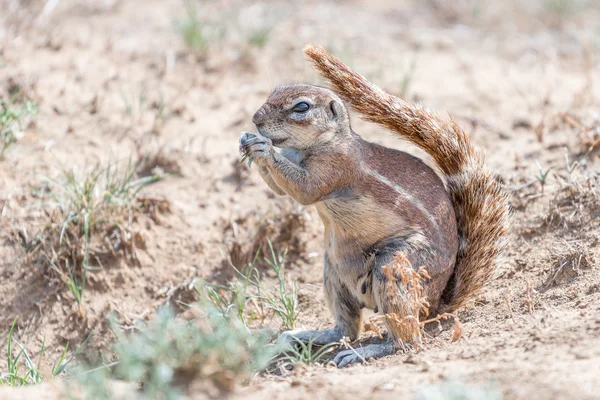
[276,327,344,347]
[333,340,396,368]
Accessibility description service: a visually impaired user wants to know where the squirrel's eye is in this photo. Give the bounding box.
[292,102,310,113]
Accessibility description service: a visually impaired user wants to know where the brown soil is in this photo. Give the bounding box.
[1,0,599,399]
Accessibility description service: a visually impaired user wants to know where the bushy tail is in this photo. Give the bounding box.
[304,44,510,311]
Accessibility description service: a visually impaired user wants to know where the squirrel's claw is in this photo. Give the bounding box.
[239,131,258,151]
[239,131,274,167]
[333,342,396,368]
[239,131,260,166]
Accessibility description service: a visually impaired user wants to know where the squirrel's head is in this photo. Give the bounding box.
[252,84,351,150]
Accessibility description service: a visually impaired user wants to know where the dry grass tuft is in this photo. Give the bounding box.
[12,159,167,304]
[559,111,600,155]
[522,280,536,314]
[503,289,516,323]
[365,252,461,350]
[533,172,600,232]
[541,242,595,290]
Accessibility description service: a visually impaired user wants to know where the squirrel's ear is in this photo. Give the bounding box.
[329,100,341,120]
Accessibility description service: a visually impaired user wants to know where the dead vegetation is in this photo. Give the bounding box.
[366,252,462,351]
[559,112,600,156]
[541,242,596,290]
[10,158,167,304]
[0,92,37,158]
[539,172,600,232]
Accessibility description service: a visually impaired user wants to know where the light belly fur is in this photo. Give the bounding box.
[315,195,406,305]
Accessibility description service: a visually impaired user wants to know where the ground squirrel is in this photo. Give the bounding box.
[239,44,510,367]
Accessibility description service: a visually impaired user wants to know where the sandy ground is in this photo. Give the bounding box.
[1,0,599,399]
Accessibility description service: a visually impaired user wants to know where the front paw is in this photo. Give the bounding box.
[239,131,273,165]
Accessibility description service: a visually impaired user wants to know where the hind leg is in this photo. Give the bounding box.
[277,253,363,347]
[333,239,449,367]
[332,249,403,367]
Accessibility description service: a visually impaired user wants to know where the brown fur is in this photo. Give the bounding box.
[303,43,511,311]
[246,87,457,347]
[242,45,509,357]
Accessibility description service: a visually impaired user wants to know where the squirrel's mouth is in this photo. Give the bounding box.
[256,127,286,147]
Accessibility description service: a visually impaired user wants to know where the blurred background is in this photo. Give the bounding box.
[1,1,599,399]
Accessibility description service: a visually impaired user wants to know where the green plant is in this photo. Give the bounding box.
[152,92,169,131]
[1,317,90,386]
[179,7,208,57]
[197,239,298,331]
[272,337,336,370]
[74,304,278,399]
[120,85,148,120]
[543,0,579,18]
[49,260,85,304]
[175,3,226,59]
[564,151,580,182]
[247,27,271,48]
[0,98,37,157]
[197,264,259,326]
[22,158,160,304]
[260,240,298,330]
[535,161,551,193]
[69,363,112,400]
[119,85,170,132]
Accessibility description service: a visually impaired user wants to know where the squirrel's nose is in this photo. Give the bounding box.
[252,114,261,126]
[252,106,267,126]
